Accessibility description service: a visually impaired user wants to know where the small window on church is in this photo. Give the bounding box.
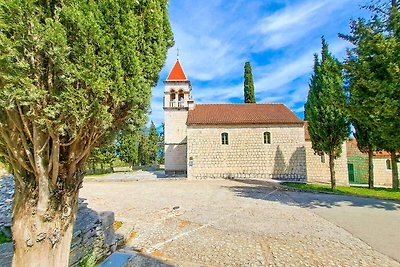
[386,159,392,170]
[264,132,271,144]
[221,133,228,145]
[320,154,325,163]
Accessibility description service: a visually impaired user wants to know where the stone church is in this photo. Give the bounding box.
[163,59,349,184]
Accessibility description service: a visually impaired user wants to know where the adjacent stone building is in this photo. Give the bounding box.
[347,140,400,187]
[163,59,347,184]
[304,122,349,185]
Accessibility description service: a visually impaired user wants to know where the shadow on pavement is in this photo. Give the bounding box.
[227,179,400,211]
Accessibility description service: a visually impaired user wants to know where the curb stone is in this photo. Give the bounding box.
[276,184,400,203]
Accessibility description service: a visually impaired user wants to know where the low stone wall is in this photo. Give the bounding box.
[0,175,122,267]
[69,200,122,266]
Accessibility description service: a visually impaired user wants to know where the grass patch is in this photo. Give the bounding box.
[282,182,400,200]
[0,232,12,244]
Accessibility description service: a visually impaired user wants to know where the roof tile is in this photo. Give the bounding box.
[187,104,303,125]
[166,59,187,81]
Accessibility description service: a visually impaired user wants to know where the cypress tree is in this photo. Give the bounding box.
[305,37,350,190]
[118,130,140,167]
[0,0,173,265]
[244,62,256,103]
[341,0,400,189]
[138,122,159,165]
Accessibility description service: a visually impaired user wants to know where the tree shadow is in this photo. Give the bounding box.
[272,145,286,178]
[272,146,306,181]
[228,179,400,211]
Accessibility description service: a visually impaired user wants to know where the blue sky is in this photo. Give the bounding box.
[150,0,370,127]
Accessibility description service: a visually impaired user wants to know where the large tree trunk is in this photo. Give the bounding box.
[368,148,374,189]
[12,178,80,267]
[391,152,399,190]
[328,152,336,190]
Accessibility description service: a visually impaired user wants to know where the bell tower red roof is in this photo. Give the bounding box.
[166,59,188,81]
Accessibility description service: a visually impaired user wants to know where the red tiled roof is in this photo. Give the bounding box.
[373,151,393,158]
[187,104,303,125]
[166,59,187,81]
[347,139,398,158]
[304,121,311,141]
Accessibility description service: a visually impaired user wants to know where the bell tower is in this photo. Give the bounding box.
[163,59,193,175]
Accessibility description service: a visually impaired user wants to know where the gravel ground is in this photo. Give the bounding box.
[80,177,400,267]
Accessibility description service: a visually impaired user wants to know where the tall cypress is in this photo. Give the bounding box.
[341,0,400,189]
[305,37,350,190]
[244,62,256,103]
[0,0,173,265]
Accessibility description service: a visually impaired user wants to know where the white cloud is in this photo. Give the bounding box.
[148,0,368,126]
[254,0,353,50]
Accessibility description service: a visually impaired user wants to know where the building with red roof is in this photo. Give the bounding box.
[163,59,351,184]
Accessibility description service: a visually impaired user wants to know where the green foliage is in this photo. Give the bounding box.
[0,1,172,263]
[138,121,160,165]
[243,62,256,103]
[340,0,400,188]
[0,231,11,244]
[78,253,97,267]
[158,123,165,164]
[88,143,117,169]
[117,129,140,166]
[305,37,350,156]
[0,0,173,183]
[282,182,400,200]
[305,37,350,189]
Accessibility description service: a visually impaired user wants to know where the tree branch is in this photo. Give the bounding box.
[16,103,33,143]
[0,129,34,173]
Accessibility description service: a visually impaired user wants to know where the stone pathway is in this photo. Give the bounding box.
[80,177,400,267]
[86,170,185,182]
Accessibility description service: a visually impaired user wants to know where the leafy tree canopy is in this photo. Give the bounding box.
[0,0,173,265]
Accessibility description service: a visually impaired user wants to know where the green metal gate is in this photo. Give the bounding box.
[347,155,370,184]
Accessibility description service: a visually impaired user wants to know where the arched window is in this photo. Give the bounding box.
[178,90,184,107]
[264,132,271,144]
[170,90,176,101]
[386,159,392,170]
[221,133,229,145]
[169,90,176,107]
[178,89,184,101]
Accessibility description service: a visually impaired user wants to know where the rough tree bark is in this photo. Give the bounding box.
[12,180,80,267]
[0,108,98,266]
[329,152,336,190]
[391,151,399,189]
[368,148,374,189]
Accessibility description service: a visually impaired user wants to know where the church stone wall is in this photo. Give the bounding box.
[164,110,188,173]
[305,141,349,186]
[373,158,399,187]
[187,125,306,180]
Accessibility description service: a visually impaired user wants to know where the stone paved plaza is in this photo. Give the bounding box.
[80,174,400,267]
